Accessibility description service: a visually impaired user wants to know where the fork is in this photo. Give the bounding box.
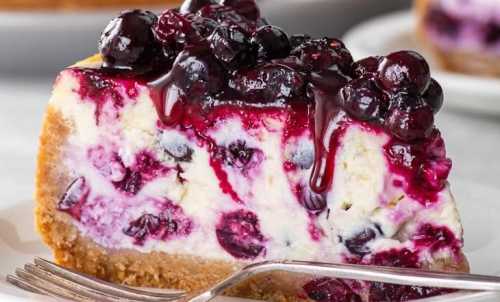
[6,257,500,302]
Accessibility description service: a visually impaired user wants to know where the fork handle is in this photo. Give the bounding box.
[188,260,500,302]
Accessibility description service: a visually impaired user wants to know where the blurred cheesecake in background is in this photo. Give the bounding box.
[416,0,500,76]
[0,0,180,10]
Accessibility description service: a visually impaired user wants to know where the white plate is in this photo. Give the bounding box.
[0,179,499,301]
[343,11,500,116]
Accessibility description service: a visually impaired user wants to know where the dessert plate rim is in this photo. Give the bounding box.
[343,10,500,117]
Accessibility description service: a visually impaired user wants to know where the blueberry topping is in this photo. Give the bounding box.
[422,78,443,113]
[289,34,311,49]
[153,10,197,52]
[341,77,388,121]
[377,50,430,95]
[208,24,255,68]
[189,15,218,38]
[197,4,249,28]
[179,0,216,14]
[99,10,159,71]
[292,38,353,74]
[216,210,265,259]
[385,94,434,141]
[251,25,291,60]
[220,0,260,21]
[229,63,306,103]
[352,56,381,78]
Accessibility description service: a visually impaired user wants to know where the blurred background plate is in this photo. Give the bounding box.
[0,5,173,76]
[343,11,500,116]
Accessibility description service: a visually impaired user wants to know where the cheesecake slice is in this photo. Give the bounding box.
[416,0,500,76]
[36,1,469,301]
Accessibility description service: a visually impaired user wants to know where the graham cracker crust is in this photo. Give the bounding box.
[35,104,470,301]
[415,0,500,76]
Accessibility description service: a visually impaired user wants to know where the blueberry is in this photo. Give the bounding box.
[216,210,265,259]
[227,140,255,168]
[352,56,381,78]
[377,50,431,94]
[163,142,194,162]
[197,4,249,28]
[188,15,218,38]
[99,10,159,71]
[229,63,306,103]
[344,227,378,256]
[422,78,443,113]
[303,278,362,302]
[179,0,217,14]
[289,34,311,49]
[208,24,255,68]
[114,170,143,195]
[153,9,198,52]
[340,77,388,121]
[301,187,327,213]
[170,45,226,100]
[291,38,353,75]
[251,25,291,60]
[58,177,90,219]
[385,94,434,141]
[289,142,314,169]
[220,0,260,21]
[123,214,163,244]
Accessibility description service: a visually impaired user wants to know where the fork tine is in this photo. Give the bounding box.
[6,274,47,296]
[34,257,185,301]
[13,268,111,302]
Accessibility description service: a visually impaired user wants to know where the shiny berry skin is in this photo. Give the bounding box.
[303,278,362,302]
[58,177,90,219]
[220,0,260,21]
[422,78,444,113]
[99,10,159,70]
[197,4,249,27]
[251,25,291,60]
[153,10,197,50]
[289,34,311,49]
[172,46,226,100]
[385,94,435,141]
[291,38,353,74]
[179,0,216,14]
[352,56,381,78]
[208,25,255,68]
[341,77,388,121]
[114,170,143,195]
[216,210,265,259]
[377,50,431,94]
[229,63,306,103]
[188,15,218,38]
